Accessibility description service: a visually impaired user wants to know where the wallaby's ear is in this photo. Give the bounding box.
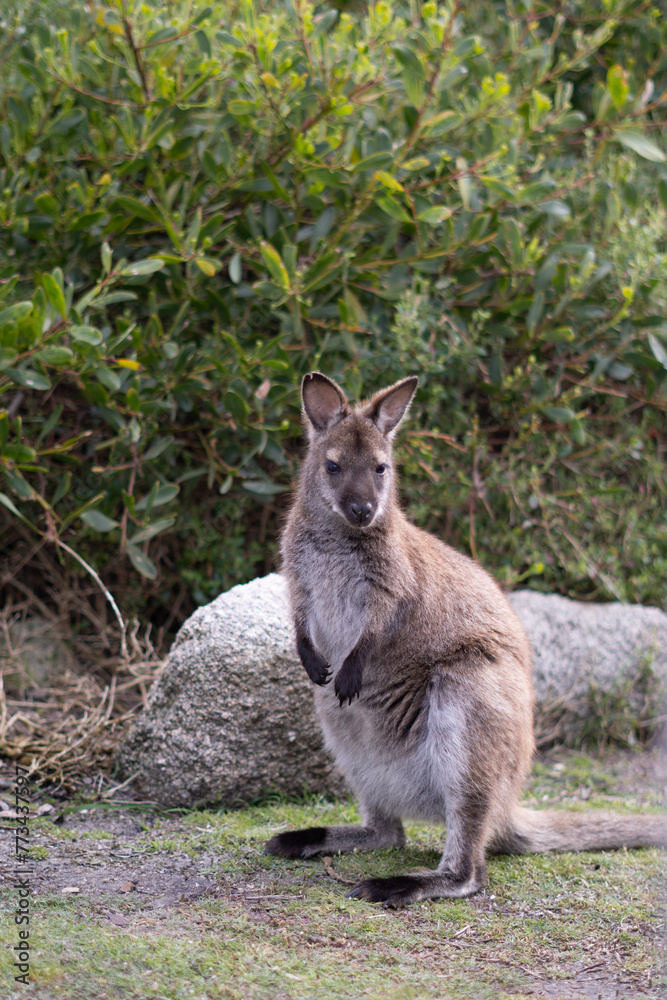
[302,372,348,432]
[365,377,419,437]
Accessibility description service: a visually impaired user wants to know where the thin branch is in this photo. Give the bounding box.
[120,1,151,102]
[53,539,128,661]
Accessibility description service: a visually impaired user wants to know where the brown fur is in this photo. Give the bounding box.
[265,373,666,907]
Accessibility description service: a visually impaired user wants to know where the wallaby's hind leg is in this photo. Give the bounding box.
[265,809,406,859]
[347,678,516,906]
[348,795,489,906]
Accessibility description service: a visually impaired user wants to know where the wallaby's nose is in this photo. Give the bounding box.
[350,501,373,525]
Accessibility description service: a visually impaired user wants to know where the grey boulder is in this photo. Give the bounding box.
[116,574,345,808]
[509,589,666,746]
[117,574,666,807]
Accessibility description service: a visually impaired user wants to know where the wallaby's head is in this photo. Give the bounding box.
[300,372,418,529]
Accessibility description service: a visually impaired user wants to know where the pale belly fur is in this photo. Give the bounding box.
[314,683,445,823]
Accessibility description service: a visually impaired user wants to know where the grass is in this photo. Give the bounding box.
[0,752,664,1000]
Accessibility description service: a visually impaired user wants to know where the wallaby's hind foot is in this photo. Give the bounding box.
[265,827,328,858]
[265,818,406,859]
[348,864,486,908]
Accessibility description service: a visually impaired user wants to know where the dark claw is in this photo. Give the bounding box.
[312,664,332,686]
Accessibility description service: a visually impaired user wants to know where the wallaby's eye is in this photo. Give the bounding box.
[325,461,341,475]
[376,464,387,475]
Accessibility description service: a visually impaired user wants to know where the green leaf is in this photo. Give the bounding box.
[457,159,472,211]
[4,444,37,463]
[392,43,426,79]
[417,205,452,225]
[542,406,575,424]
[52,472,71,506]
[129,516,176,544]
[541,200,570,218]
[0,491,36,528]
[607,361,633,380]
[70,325,103,346]
[194,257,221,276]
[34,193,59,218]
[648,333,667,370]
[527,291,544,334]
[95,367,121,391]
[143,436,174,460]
[606,65,629,110]
[5,470,33,498]
[229,252,242,284]
[113,196,162,224]
[377,196,411,223]
[35,346,74,365]
[195,29,211,57]
[658,178,667,212]
[192,5,213,25]
[242,479,287,496]
[373,170,403,193]
[259,242,290,291]
[80,510,120,532]
[31,286,47,340]
[135,483,180,510]
[127,544,158,579]
[42,273,67,318]
[402,157,431,172]
[613,130,666,163]
[0,301,33,327]
[570,418,586,446]
[224,390,249,421]
[126,387,141,412]
[0,276,19,303]
[228,100,256,116]
[118,259,165,277]
[101,241,113,274]
[6,368,51,390]
[0,348,18,369]
[352,152,395,173]
[252,280,287,301]
[502,219,522,266]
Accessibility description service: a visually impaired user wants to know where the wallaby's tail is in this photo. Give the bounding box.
[494,806,667,855]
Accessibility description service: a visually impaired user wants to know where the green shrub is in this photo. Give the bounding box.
[0,0,665,639]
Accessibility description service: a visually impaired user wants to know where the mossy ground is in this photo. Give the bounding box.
[0,749,664,1000]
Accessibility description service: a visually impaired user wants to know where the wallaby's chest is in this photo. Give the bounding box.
[298,542,370,669]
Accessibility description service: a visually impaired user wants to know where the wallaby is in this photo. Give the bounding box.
[265,372,665,907]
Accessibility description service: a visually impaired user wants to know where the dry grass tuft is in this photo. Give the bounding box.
[0,604,165,789]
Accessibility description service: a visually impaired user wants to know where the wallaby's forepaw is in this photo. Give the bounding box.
[265,827,327,859]
[335,652,364,706]
[297,639,331,686]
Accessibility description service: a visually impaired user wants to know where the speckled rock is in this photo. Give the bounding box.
[117,575,666,806]
[509,590,667,745]
[116,574,345,808]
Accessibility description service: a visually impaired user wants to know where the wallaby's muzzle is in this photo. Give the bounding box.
[348,500,373,526]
